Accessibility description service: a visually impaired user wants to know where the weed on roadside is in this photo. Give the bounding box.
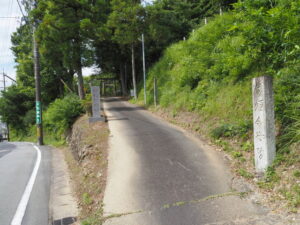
[238,168,254,179]
[210,122,251,139]
[82,193,93,205]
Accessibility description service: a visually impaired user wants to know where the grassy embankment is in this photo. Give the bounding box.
[135,4,300,212]
[64,114,109,225]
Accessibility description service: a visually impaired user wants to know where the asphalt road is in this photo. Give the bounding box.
[0,142,51,225]
[103,97,265,225]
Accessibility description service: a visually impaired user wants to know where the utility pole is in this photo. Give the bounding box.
[2,72,9,141]
[141,33,147,105]
[3,73,16,83]
[1,72,16,141]
[33,1,43,145]
[131,44,137,100]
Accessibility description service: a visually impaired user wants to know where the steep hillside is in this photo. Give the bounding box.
[137,1,300,211]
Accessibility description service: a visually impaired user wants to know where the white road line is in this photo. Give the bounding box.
[166,158,174,165]
[10,144,42,225]
[177,162,191,172]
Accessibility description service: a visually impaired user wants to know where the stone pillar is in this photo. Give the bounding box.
[252,76,276,173]
[89,86,104,123]
[130,89,134,97]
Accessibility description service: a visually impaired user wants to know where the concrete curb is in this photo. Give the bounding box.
[49,148,79,225]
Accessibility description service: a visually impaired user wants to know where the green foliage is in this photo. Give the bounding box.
[6,0,238,139]
[139,1,300,148]
[210,122,251,139]
[0,85,34,132]
[11,22,66,104]
[81,94,92,116]
[238,168,254,179]
[23,109,36,127]
[293,170,300,178]
[81,208,104,225]
[275,66,300,148]
[5,0,299,151]
[280,185,300,209]
[257,166,280,189]
[82,192,93,205]
[232,151,243,158]
[241,141,253,152]
[107,0,145,45]
[213,139,234,152]
[81,219,96,225]
[93,0,235,89]
[44,94,84,138]
[34,0,96,100]
[9,125,66,147]
[146,0,233,56]
[265,166,280,183]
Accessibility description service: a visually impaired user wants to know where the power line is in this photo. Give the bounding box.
[16,0,26,18]
[0,0,22,89]
[3,73,17,83]
[0,0,14,65]
[0,16,20,19]
[6,0,15,56]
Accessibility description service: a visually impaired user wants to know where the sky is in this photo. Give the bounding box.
[143,0,154,6]
[0,0,22,87]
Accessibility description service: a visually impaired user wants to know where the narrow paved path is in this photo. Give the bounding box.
[0,142,51,225]
[103,98,265,225]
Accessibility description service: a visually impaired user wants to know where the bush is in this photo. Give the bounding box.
[44,94,84,138]
[81,94,92,116]
[0,85,34,132]
[275,65,300,147]
[138,1,300,150]
[23,109,36,127]
[210,121,252,139]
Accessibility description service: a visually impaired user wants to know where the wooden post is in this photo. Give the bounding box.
[154,77,157,107]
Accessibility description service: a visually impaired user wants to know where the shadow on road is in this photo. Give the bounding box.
[103,97,124,103]
[105,106,145,112]
[0,142,17,150]
[107,117,130,121]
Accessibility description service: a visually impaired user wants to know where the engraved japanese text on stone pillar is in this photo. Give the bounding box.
[252,76,276,173]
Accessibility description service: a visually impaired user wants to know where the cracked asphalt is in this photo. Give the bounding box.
[102,97,268,225]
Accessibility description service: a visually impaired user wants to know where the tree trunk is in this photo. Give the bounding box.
[76,65,85,100]
[58,76,64,97]
[131,44,137,99]
[75,38,85,100]
[124,63,128,93]
[120,63,126,96]
[66,69,75,92]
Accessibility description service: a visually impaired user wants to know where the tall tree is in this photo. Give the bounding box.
[35,0,95,99]
[11,22,63,104]
[107,0,145,99]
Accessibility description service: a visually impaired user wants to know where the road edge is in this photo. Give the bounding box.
[49,147,78,225]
